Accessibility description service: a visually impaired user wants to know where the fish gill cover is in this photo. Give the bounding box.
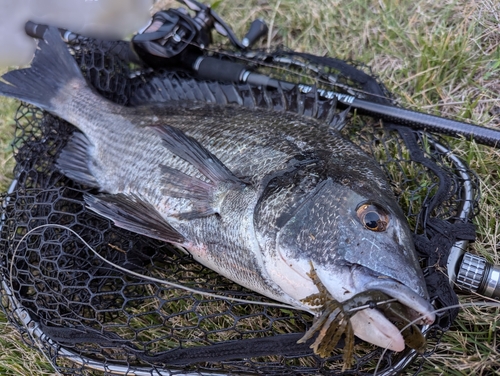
[0,31,479,375]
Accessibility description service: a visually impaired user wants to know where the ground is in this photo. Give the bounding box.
[0,0,499,374]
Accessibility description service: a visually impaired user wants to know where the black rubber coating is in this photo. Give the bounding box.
[195,57,248,82]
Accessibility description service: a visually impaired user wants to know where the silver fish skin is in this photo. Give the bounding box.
[0,28,435,351]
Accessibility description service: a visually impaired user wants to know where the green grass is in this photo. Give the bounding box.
[0,97,16,189]
[1,0,500,374]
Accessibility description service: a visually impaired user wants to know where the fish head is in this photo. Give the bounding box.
[255,154,435,351]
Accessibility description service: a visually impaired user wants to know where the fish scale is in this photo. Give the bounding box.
[64,101,292,297]
[0,27,435,354]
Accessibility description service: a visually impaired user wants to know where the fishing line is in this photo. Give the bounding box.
[345,298,398,313]
[8,223,300,311]
[373,301,500,375]
[182,39,392,101]
[15,224,497,370]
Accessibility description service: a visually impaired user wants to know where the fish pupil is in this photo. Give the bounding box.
[356,203,389,231]
[364,212,380,229]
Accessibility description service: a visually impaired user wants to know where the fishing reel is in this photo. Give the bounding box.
[131,0,268,68]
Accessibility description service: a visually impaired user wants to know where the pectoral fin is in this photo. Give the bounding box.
[84,193,184,244]
[154,125,244,186]
[159,165,218,219]
[154,125,248,219]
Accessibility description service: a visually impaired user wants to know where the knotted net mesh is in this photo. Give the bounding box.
[0,37,479,375]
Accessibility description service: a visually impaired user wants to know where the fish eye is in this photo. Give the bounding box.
[356,203,389,232]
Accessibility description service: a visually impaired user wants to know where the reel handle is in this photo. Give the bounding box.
[242,19,268,48]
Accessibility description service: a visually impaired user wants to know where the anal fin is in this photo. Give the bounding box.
[84,193,184,244]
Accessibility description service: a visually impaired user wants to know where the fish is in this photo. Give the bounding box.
[0,27,435,357]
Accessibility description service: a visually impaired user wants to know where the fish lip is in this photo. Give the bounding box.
[363,279,436,325]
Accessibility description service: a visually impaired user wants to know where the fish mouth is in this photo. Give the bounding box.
[313,265,435,352]
[350,280,435,352]
[363,279,435,326]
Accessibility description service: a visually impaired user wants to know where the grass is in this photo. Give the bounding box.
[1,0,499,374]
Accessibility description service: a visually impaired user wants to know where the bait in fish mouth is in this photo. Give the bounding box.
[298,263,427,368]
[0,26,435,361]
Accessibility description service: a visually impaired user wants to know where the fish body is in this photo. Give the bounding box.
[0,28,435,352]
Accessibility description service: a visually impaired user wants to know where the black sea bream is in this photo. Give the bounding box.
[0,28,435,353]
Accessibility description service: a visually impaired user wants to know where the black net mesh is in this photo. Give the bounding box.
[0,36,479,375]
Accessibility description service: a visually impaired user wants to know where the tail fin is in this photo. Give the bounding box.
[0,26,85,112]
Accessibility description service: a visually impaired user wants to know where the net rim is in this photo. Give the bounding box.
[0,132,473,375]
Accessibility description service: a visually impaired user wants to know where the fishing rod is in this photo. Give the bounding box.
[131,0,500,148]
[190,55,500,147]
[25,2,500,148]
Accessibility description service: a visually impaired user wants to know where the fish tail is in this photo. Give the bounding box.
[0,26,85,112]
